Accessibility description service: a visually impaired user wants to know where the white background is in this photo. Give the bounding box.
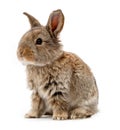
[0,0,120,129]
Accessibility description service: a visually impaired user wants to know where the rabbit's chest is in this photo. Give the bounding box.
[37,74,62,99]
[27,66,58,99]
[27,65,70,100]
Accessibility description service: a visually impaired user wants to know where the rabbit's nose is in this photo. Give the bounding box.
[17,46,27,59]
[18,48,25,57]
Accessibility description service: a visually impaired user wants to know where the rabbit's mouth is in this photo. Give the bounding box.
[18,55,51,67]
[17,55,35,65]
[18,57,33,66]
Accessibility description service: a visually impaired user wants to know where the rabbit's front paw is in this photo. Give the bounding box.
[25,111,39,118]
[53,111,68,120]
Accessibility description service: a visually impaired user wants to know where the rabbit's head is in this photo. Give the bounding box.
[17,9,64,66]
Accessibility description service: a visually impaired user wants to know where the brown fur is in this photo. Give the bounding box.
[17,9,98,120]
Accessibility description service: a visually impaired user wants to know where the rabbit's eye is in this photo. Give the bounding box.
[36,38,42,45]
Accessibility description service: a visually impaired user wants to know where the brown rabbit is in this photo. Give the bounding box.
[17,9,98,120]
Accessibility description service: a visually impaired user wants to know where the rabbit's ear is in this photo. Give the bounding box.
[46,9,64,37]
[23,12,41,28]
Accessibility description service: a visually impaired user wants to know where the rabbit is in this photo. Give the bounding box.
[17,9,98,120]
